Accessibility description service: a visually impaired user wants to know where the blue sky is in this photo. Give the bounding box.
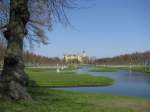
[34,0,150,58]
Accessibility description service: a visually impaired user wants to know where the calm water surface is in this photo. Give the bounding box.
[54,66,150,98]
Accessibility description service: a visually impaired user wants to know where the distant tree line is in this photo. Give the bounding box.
[95,51,150,65]
[0,46,62,67]
[23,52,62,66]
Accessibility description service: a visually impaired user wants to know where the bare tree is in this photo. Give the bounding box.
[0,0,73,100]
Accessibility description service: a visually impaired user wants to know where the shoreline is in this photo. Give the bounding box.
[29,83,113,88]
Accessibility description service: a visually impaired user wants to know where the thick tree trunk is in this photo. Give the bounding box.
[0,0,32,100]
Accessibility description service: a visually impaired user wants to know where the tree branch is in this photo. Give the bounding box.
[0,25,7,31]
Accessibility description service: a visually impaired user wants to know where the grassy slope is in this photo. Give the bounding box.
[0,88,150,112]
[131,66,150,73]
[26,68,114,87]
[89,66,117,72]
[89,66,150,73]
[116,66,150,73]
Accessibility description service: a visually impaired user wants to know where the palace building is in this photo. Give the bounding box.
[64,51,88,64]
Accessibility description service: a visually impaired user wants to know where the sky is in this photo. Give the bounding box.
[34,0,150,58]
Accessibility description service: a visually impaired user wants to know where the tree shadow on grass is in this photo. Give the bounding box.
[28,80,63,100]
[28,79,76,105]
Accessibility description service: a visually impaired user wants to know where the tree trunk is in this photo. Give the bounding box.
[0,0,32,100]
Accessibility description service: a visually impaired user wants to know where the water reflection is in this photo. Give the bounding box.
[55,66,150,98]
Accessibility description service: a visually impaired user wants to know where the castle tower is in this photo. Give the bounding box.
[82,50,86,57]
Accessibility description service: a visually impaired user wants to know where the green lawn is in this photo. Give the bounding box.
[116,66,150,73]
[131,66,150,73]
[26,68,114,87]
[89,66,150,73]
[89,66,117,72]
[0,88,150,112]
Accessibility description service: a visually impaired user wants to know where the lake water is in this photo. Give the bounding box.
[54,66,150,98]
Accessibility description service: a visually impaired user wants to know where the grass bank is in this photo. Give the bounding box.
[26,68,114,87]
[90,66,150,73]
[116,66,150,73]
[0,88,150,112]
[130,66,150,73]
[89,66,117,72]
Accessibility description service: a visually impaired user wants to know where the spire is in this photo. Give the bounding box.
[82,50,86,57]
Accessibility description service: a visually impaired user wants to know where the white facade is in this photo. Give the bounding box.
[64,51,88,63]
